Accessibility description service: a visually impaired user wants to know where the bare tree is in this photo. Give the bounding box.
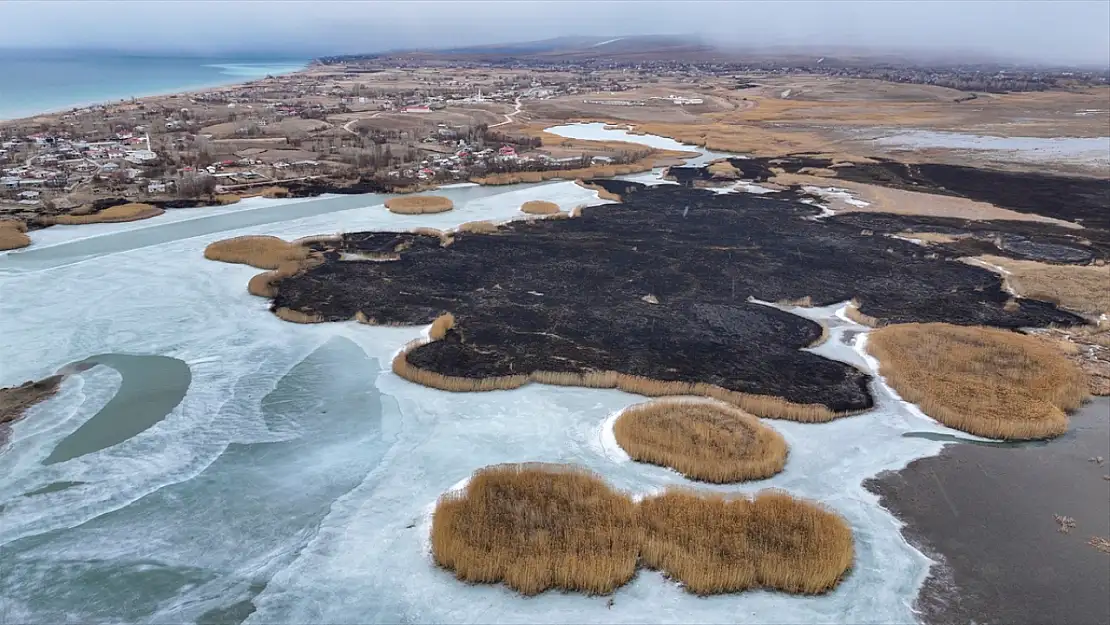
[176,173,217,198]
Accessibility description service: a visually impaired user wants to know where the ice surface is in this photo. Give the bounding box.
[873,130,1110,166]
[0,181,597,273]
[802,186,871,208]
[0,134,965,624]
[596,407,633,463]
[243,301,945,624]
[546,122,696,152]
[738,182,779,194]
[544,122,737,166]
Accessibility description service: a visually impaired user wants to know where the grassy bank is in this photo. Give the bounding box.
[392,341,851,422]
[867,322,1088,439]
[970,255,1110,317]
[1,375,64,425]
[471,162,653,186]
[204,234,326,298]
[573,179,624,202]
[43,202,163,225]
[0,220,31,251]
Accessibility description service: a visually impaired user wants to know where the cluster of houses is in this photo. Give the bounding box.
[0,127,165,204]
[387,139,606,183]
[0,71,639,206]
[584,93,706,107]
[386,141,505,181]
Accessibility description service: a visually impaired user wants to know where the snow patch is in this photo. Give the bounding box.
[802,185,871,208]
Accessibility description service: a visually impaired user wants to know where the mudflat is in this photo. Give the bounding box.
[867,398,1110,625]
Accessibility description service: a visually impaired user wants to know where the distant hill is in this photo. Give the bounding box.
[360,35,725,63]
[319,34,1033,69]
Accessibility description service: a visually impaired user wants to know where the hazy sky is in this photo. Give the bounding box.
[1,0,1107,66]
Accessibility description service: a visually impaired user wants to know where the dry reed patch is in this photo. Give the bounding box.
[292,234,342,247]
[392,342,848,422]
[410,227,445,238]
[574,180,623,202]
[777,296,813,307]
[409,227,454,246]
[844,299,881,327]
[384,195,454,214]
[971,255,1110,317]
[274,306,324,323]
[639,489,854,595]
[204,235,310,270]
[214,194,241,205]
[811,322,830,347]
[430,464,640,596]
[630,121,866,161]
[613,400,788,482]
[1027,323,1110,395]
[456,220,499,234]
[247,261,306,297]
[428,313,455,340]
[707,160,742,179]
[47,202,164,225]
[520,200,560,215]
[0,220,31,251]
[205,235,319,299]
[257,186,290,199]
[867,323,1089,439]
[1,375,64,425]
[471,171,544,185]
[469,159,658,187]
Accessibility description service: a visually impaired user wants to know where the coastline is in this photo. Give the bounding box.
[0,55,310,123]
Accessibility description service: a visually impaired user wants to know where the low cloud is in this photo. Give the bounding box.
[0,0,1106,66]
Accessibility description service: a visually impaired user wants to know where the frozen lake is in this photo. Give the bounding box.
[545,122,736,166]
[0,126,976,623]
[872,130,1110,166]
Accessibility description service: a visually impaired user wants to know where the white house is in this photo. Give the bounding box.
[125,150,158,164]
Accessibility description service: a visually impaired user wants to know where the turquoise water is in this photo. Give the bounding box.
[0,51,307,121]
[44,354,191,465]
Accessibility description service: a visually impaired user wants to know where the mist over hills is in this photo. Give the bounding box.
[323,34,1104,70]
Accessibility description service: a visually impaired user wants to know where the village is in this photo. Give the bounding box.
[0,63,700,218]
[8,50,1098,220]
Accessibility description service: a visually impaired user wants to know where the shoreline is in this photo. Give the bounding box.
[866,397,1110,625]
[0,58,311,125]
